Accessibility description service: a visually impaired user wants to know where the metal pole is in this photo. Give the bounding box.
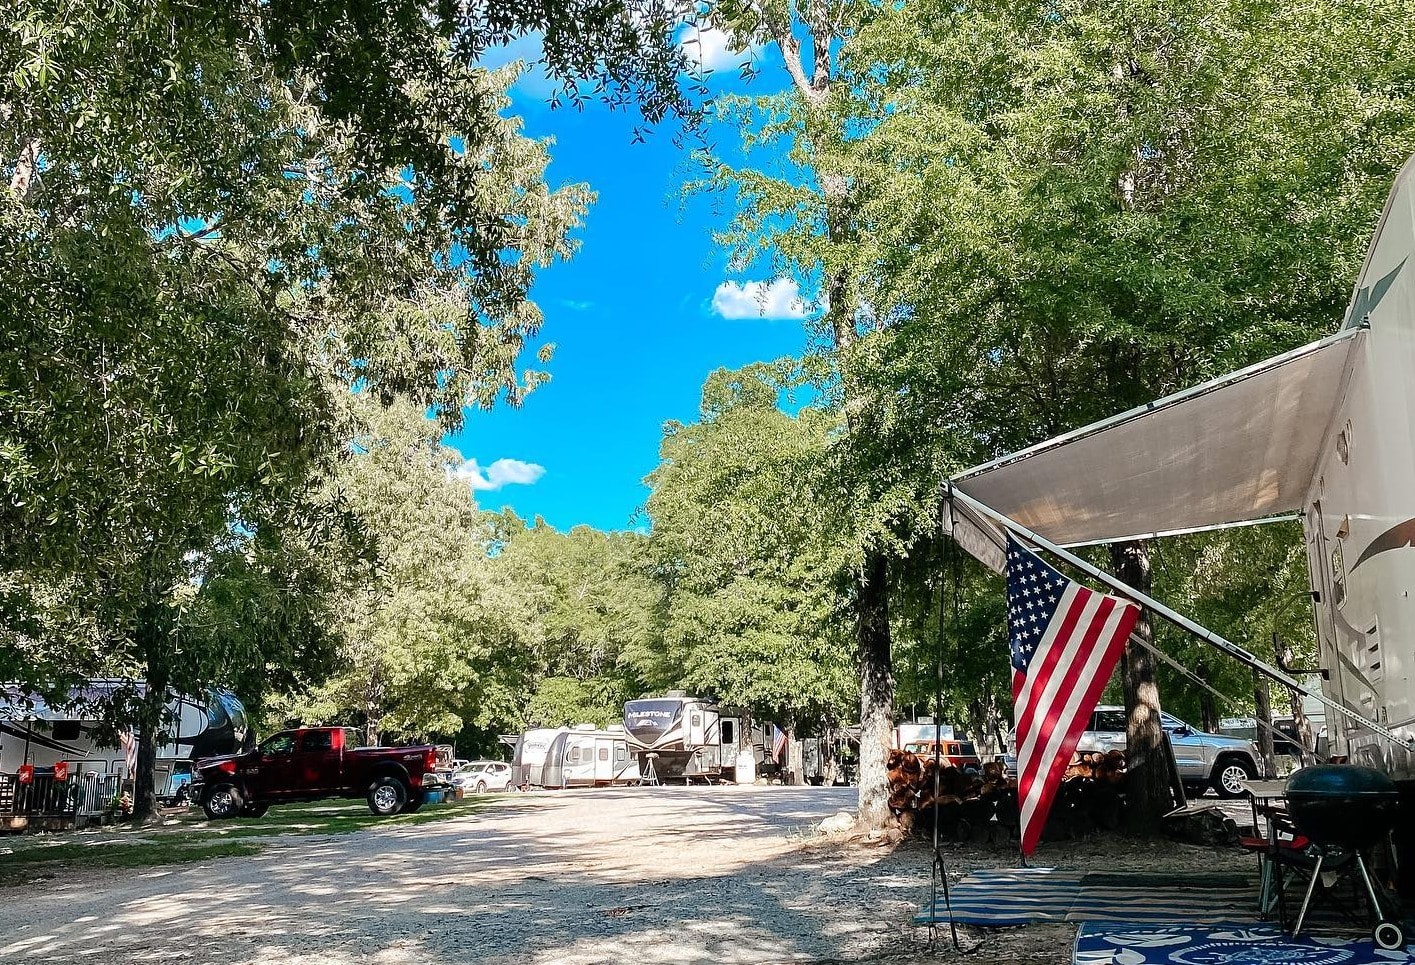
[946,486,1411,749]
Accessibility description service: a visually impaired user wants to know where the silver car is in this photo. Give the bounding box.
[1005,705,1261,798]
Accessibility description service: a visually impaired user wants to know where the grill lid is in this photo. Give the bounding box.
[1286,764,1397,799]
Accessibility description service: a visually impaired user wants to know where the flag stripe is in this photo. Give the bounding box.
[1018,599,1133,845]
[1012,584,1090,768]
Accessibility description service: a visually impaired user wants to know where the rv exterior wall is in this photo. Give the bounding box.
[1306,157,1415,777]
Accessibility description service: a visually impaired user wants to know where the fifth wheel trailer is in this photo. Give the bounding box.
[0,680,252,798]
[623,693,738,782]
[942,155,1415,783]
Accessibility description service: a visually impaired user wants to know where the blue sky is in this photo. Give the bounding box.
[444,35,813,533]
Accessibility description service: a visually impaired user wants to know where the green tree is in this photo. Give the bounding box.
[830,0,1415,826]
[642,364,856,734]
[496,521,658,727]
[2,0,672,815]
[693,0,906,828]
[269,398,534,745]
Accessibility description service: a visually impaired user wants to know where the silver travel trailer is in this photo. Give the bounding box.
[941,155,1415,781]
[511,726,566,788]
[0,680,252,798]
[538,724,640,788]
[623,693,739,782]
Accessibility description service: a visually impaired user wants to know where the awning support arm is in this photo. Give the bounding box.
[946,484,1412,749]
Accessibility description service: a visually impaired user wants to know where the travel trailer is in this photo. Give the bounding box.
[623,693,739,782]
[942,155,1415,782]
[511,726,565,788]
[537,724,640,788]
[0,681,252,798]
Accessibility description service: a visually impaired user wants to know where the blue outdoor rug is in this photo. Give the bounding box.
[914,869,1255,927]
[1074,922,1415,964]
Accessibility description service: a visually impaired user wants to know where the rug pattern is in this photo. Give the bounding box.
[1073,922,1415,965]
[914,868,1254,927]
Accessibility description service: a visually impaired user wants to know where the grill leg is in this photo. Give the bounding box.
[1355,853,1385,924]
[1294,853,1324,936]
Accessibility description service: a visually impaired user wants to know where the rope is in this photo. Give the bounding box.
[929,502,961,953]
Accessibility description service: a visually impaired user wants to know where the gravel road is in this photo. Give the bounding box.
[0,786,941,965]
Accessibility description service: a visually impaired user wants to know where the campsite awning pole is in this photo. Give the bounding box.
[946,485,1412,749]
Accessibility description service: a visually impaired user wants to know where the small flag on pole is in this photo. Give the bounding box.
[1007,535,1140,856]
[120,729,138,777]
[771,725,788,764]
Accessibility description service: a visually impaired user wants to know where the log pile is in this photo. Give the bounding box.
[887,748,1130,844]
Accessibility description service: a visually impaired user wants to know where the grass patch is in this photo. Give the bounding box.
[0,840,260,887]
[177,795,490,840]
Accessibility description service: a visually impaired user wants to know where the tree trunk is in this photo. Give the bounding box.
[1110,540,1170,834]
[132,670,168,822]
[1197,661,1219,733]
[1254,672,1275,778]
[856,548,895,829]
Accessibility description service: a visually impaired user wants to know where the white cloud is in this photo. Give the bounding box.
[453,458,546,492]
[679,25,754,73]
[711,278,809,320]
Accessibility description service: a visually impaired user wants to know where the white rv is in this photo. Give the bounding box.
[0,681,252,798]
[511,726,566,788]
[538,724,640,788]
[944,155,1415,779]
[623,693,739,782]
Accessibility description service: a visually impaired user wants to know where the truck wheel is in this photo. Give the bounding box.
[202,784,243,820]
[1212,757,1257,798]
[240,803,269,818]
[368,776,408,816]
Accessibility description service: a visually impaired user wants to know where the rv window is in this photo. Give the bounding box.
[691,714,701,727]
[598,747,609,761]
[52,720,81,742]
[567,746,579,764]
[615,746,626,762]
[721,721,736,745]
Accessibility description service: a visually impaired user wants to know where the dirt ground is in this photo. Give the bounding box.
[0,785,1253,965]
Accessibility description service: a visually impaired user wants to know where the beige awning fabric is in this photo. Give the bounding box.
[951,329,1365,547]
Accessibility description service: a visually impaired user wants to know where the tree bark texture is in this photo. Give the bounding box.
[1110,539,1171,833]
[1254,672,1275,778]
[856,549,895,829]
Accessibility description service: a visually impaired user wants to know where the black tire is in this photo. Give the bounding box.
[1212,756,1257,799]
[1374,921,1405,950]
[202,784,243,820]
[240,802,269,818]
[475,780,487,794]
[368,775,408,816]
[401,798,424,814]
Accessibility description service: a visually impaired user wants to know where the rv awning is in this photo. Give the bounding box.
[951,328,1365,546]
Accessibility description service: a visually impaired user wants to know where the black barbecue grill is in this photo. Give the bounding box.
[1283,764,1404,948]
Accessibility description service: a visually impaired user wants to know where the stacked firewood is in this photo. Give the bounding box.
[887,748,1129,844]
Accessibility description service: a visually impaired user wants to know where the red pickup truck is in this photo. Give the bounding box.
[192,726,443,819]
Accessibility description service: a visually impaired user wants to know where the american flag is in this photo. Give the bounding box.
[120,728,138,777]
[1007,536,1139,856]
[771,725,788,763]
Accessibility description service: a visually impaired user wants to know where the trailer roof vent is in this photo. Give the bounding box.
[665,690,687,697]
[572,722,597,731]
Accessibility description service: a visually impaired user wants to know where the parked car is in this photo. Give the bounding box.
[451,760,514,793]
[191,726,445,819]
[902,739,983,775]
[1003,706,1262,798]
